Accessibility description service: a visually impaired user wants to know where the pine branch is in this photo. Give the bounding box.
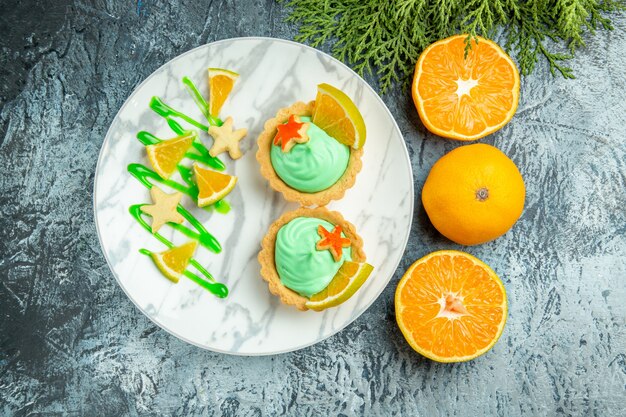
[280,0,625,93]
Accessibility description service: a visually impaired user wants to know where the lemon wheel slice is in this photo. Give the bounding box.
[208,67,239,116]
[305,261,374,311]
[312,83,366,149]
[193,163,237,207]
[150,241,197,283]
[146,133,194,179]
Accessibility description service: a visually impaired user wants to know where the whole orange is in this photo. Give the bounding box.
[422,144,525,245]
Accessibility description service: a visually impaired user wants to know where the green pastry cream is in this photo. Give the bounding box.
[275,217,352,298]
[270,117,350,193]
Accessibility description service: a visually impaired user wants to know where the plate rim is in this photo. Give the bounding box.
[93,36,415,356]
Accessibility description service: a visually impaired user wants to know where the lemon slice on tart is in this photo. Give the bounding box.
[312,83,366,149]
[305,261,374,311]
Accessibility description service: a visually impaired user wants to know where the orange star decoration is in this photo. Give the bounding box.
[273,114,310,152]
[316,225,351,262]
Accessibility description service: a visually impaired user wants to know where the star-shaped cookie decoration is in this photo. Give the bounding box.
[316,224,351,262]
[274,114,310,152]
[141,186,185,233]
[208,116,247,160]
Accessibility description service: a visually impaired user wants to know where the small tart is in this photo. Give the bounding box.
[256,101,363,206]
[259,207,366,311]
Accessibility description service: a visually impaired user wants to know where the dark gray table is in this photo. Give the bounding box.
[1,1,625,416]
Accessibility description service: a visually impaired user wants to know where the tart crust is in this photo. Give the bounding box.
[258,207,366,311]
[256,101,364,207]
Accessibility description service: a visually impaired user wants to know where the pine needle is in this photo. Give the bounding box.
[280,0,625,93]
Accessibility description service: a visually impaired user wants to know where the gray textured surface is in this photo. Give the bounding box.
[1,1,625,416]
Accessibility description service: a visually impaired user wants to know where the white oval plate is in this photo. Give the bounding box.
[94,37,413,355]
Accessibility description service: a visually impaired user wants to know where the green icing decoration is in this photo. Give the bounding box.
[125,75,232,298]
[138,247,228,298]
[270,117,349,193]
[275,217,351,298]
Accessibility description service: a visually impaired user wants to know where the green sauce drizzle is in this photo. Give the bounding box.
[128,163,193,195]
[184,273,228,298]
[136,131,225,171]
[136,131,161,145]
[137,246,228,298]
[182,76,222,126]
[214,200,230,214]
[129,204,221,253]
[149,96,211,132]
[127,163,230,216]
[127,76,234,298]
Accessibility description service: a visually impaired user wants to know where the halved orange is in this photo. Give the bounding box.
[150,241,197,283]
[146,134,193,179]
[208,68,239,116]
[305,261,374,311]
[312,83,366,149]
[412,35,520,141]
[193,163,237,207]
[395,250,507,362]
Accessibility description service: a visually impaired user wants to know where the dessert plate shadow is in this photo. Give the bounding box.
[94,37,414,355]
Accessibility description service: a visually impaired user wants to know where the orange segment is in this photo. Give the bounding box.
[395,250,507,362]
[146,133,194,179]
[208,68,239,116]
[312,83,366,149]
[150,241,197,283]
[193,163,237,207]
[305,261,374,311]
[412,35,520,141]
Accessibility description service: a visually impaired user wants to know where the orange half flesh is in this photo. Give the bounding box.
[395,250,507,362]
[412,35,520,141]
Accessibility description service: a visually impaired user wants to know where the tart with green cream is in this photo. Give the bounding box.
[259,207,373,311]
[256,84,366,206]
